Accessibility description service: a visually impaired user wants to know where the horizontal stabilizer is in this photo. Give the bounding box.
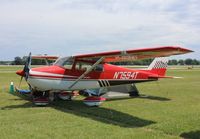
[149,75,183,79]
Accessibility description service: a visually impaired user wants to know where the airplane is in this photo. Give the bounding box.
[16,46,193,106]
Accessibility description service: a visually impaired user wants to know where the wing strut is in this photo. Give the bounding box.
[69,57,104,89]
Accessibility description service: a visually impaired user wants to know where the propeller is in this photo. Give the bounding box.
[23,52,32,81]
[16,52,32,88]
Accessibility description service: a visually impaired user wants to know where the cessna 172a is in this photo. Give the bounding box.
[16,46,193,106]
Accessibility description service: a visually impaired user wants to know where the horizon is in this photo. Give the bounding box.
[0,0,199,60]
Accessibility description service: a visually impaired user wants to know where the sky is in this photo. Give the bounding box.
[0,0,199,60]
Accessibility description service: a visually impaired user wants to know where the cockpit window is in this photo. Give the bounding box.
[75,62,91,71]
[54,57,74,69]
[75,61,103,72]
[54,57,103,71]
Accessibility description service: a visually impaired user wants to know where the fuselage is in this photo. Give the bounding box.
[27,63,157,92]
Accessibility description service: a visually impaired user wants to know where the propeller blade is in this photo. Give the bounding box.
[23,52,32,81]
[19,76,23,88]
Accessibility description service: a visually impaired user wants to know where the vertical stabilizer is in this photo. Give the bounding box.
[148,57,169,76]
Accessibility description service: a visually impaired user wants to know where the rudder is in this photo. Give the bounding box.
[147,57,169,76]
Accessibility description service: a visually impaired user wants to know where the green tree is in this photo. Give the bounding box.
[185,59,193,65]
[191,59,199,65]
[13,57,23,65]
[168,59,178,65]
[178,59,185,65]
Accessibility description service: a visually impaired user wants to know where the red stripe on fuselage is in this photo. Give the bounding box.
[29,74,78,79]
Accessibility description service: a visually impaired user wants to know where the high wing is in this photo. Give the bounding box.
[32,55,59,65]
[74,46,193,63]
[32,55,59,60]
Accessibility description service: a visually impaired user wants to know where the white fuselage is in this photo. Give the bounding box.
[28,70,100,91]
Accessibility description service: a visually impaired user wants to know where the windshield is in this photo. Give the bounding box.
[54,57,74,69]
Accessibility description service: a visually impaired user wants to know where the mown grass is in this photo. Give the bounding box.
[0,66,200,139]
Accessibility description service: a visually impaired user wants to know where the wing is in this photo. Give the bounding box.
[74,46,193,63]
[32,55,59,60]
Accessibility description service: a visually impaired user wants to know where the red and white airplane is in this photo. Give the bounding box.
[16,46,192,106]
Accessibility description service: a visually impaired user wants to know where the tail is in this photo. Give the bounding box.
[147,57,168,76]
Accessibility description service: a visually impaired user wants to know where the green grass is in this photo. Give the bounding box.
[0,66,200,139]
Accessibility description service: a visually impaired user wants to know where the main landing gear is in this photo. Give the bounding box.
[79,89,107,107]
[31,90,80,106]
[32,91,49,106]
[56,91,105,107]
[16,85,140,107]
[16,88,106,107]
[83,96,106,107]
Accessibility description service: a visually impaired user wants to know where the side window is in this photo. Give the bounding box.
[75,62,92,71]
[75,62,103,72]
[82,63,92,71]
[75,62,82,70]
[63,59,74,69]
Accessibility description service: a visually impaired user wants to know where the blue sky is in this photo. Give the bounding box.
[0,0,199,60]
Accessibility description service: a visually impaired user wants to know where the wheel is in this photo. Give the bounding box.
[32,91,49,106]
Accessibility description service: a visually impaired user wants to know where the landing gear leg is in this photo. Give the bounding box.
[129,84,140,97]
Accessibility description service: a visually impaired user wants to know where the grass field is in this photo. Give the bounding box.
[0,66,200,139]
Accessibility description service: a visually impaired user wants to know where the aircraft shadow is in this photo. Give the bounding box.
[180,130,200,139]
[138,94,171,101]
[51,100,155,128]
[2,93,155,128]
[106,94,171,102]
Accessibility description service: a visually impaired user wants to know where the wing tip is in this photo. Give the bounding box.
[161,46,194,53]
[177,47,194,53]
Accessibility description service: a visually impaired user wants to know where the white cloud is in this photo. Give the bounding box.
[0,0,199,60]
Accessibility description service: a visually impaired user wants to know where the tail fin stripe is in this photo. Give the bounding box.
[148,57,169,70]
[155,62,159,69]
[147,57,169,76]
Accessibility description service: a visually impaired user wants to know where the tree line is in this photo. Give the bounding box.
[0,56,200,65]
[112,58,200,65]
[5,56,54,65]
